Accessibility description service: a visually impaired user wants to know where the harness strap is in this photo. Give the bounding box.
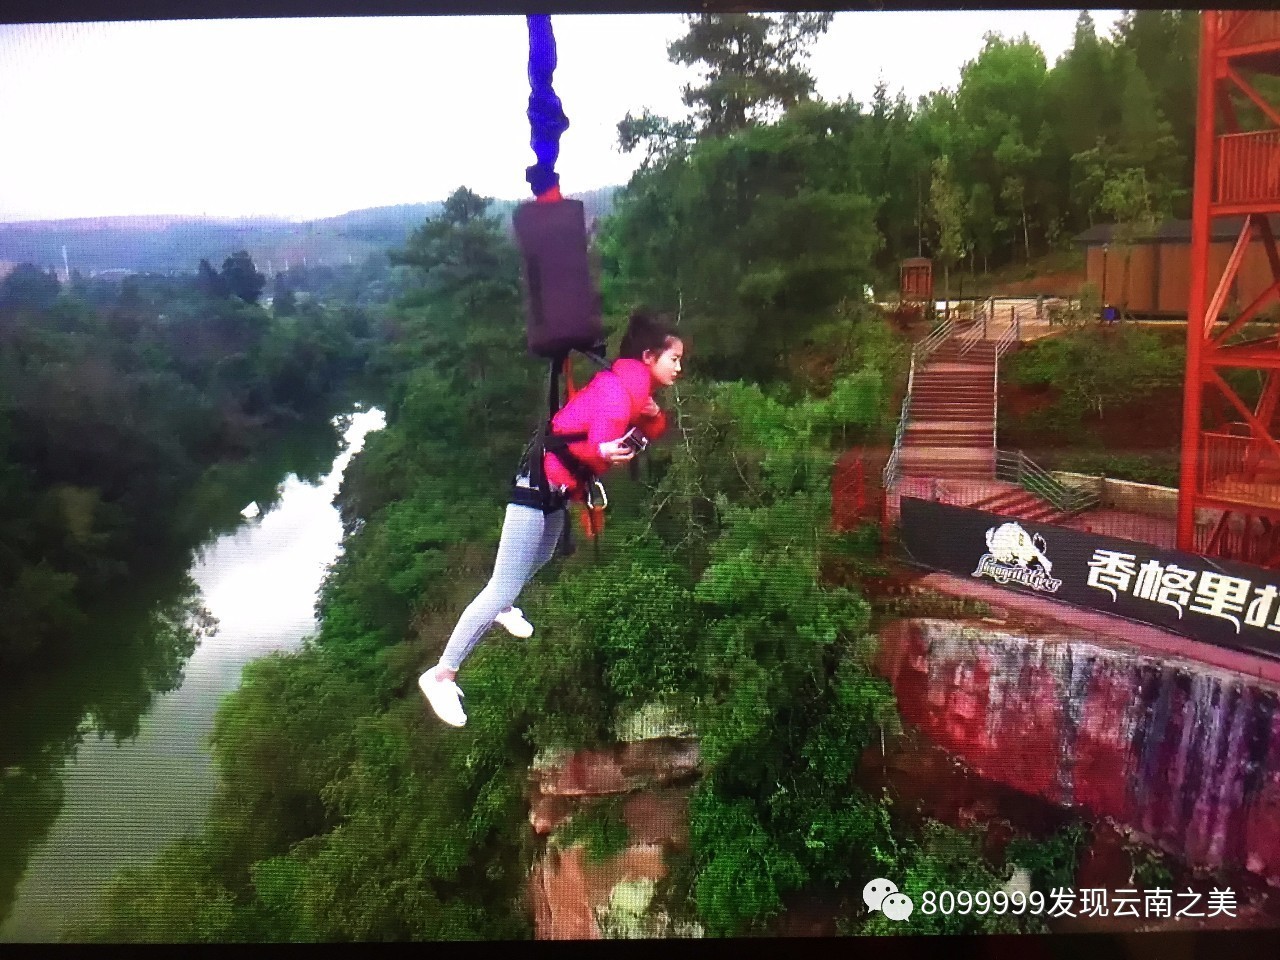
[563,354,576,400]
[543,431,595,486]
[514,348,614,557]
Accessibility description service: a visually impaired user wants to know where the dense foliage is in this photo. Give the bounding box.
[0,253,376,677]
[610,10,1199,323]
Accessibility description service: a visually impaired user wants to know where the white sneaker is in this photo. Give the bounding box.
[493,606,533,639]
[418,668,466,727]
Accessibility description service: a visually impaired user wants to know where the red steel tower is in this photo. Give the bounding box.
[1179,12,1280,565]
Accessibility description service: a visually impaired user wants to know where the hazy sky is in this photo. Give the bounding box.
[0,11,1125,223]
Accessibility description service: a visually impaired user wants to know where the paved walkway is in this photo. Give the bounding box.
[1062,508,1179,550]
[943,296,1075,344]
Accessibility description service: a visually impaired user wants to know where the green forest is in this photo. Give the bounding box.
[608,9,1198,317]
[0,250,383,678]
[1,10,1207,940]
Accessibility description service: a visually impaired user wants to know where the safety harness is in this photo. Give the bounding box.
[510,348,614,556]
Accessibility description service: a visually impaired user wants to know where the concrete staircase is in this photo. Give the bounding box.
[899,335,997,480]
[968,482,1072,525]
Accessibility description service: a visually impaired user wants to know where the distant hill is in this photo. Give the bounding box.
[311,203,445,243]
[0,185,620,277]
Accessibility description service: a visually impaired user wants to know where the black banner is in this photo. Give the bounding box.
[900,496,1280,661]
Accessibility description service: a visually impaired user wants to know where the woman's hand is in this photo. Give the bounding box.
[640,398,660,418]
[597,439,636,464]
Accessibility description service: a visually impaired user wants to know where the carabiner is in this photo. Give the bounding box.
[586,479,608,510]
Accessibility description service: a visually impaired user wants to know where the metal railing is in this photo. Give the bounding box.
[1200,430,1280,508]
[995,450,1100,515]
[993,320,1018,361]
[882,474,1203,550]
[1202,430,1251,493]
[913,316,954,368]
[1218,130,1280,205]
[881,392,911,490]
[1222,11,1280,50]
[957,313,985,356]
[990,321,1018,454]
[883,319,955,491]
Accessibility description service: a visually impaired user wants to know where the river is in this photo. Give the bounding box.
[0,406,385,942]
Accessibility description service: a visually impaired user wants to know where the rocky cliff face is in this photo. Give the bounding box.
[877,618,1280,885]
[527,737,701,939]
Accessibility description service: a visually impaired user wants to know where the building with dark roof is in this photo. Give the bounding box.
[1075,216,1280,317]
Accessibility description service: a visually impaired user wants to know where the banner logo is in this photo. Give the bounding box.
[973,522,1063,593]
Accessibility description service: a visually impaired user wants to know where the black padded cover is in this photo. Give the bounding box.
[513,198,603,358]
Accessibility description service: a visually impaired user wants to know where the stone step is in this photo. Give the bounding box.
[1015,503,1070,524]
[911,408,992,418]
[901,454,994,466]
[905,424,993,436]
[912,402,992,409]
[918,364,992,372]
[969,487,1070,525]
[998,501,1068,524]
[907,430,993,439]
[902,462,996,471]
[901,440,991,450]
[933,349,997,359]
[900,454,994,465]
[910,420,992,428]
[983,496,1059,521]
[970,488,1036,511]
[905,437,994,449]
[900,466,995,480]
[901,447,995,465]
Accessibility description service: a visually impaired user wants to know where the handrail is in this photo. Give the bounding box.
[957,314,985,357]
[994,449,1100,515]
[992,327,1000,455]
[884,319,949,492]
[882,381,912,490]
[913,316,954,368]
[991,321,1017,454]
[993,320,1017,361]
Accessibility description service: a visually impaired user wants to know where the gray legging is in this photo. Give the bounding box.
[438,484,566,672]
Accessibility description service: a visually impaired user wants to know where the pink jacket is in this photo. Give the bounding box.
[544,358,668,498]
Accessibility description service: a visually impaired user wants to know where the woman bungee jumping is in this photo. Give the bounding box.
[418,310,685,727]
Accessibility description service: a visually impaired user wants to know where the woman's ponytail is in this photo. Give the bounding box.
[618,309,680,360]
